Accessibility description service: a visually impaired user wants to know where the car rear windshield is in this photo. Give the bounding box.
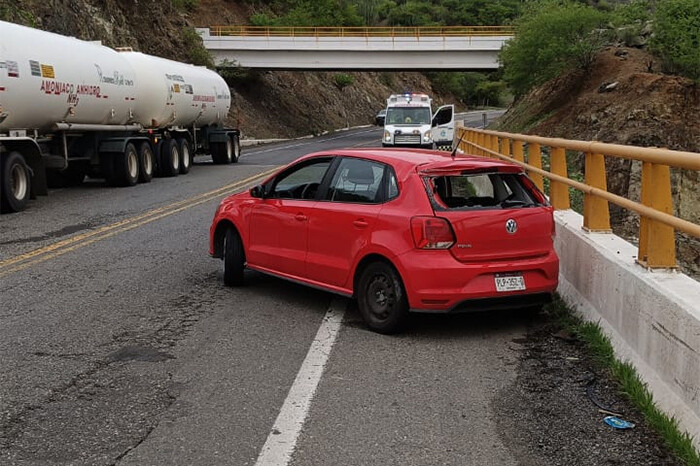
[423,172,546,211]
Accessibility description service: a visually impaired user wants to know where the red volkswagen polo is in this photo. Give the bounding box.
[210,149,559,334]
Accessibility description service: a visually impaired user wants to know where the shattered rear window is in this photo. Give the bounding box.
[423,172,546,210]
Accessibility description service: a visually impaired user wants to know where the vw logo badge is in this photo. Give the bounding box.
[505,219,518,234]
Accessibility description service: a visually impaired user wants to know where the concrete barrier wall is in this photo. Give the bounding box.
[554,210,700,448]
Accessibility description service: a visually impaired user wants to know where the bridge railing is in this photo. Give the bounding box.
[208,25,514,38]
[455,126,700,269]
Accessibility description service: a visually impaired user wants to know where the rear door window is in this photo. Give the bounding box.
[425,172,545,210]
[326,158,390,204]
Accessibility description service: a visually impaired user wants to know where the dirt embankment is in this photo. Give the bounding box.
[497,47,700,277]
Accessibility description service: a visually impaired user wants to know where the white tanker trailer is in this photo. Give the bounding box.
[0,20,241,213]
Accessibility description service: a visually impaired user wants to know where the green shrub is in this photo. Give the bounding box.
[474,80,505,107]
[427,72,504,107]
[250,13,274,27]
[217,59,263,87]
[611,0,653,26]
[333,73,354,89]
[650,0,700,81]
[499,0,609,97]
[182,27,214,68]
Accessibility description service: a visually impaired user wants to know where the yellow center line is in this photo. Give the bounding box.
[0,167,277,278]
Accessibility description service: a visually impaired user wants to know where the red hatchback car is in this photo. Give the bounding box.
[210,149,559,334]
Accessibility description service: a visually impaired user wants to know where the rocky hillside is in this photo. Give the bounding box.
[496,46,700,276]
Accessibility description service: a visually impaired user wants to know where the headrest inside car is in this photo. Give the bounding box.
[346,162,375,185]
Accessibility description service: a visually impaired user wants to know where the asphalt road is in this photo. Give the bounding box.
[0,111,533,466]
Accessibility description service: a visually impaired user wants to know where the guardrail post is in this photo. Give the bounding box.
[470,131,482,155]
[637,162,677,268]
[513,140,524,163]
[550,147,571,210]
[583,152,611,232]
[527,143,544,192]
[502,137,511,159]
[488,134,497,157]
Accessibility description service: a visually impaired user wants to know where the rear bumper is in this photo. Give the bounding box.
[394,249,559,313]
[412,292,553,314]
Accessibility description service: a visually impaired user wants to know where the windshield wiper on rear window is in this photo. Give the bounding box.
[500,199,535,208]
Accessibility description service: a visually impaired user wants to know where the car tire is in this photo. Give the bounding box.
[223,227,245,286]
[357,261,409,334]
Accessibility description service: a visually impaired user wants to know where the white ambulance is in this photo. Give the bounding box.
[382,93,455,150]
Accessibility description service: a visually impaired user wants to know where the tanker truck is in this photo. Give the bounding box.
[0,20,241,213]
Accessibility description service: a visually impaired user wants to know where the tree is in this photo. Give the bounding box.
[650,0,700,81]
[499,0,608,96]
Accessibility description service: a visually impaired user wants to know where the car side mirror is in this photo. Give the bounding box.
[250,185,265,198]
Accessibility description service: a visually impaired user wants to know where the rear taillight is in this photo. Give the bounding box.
[410,216,455,249]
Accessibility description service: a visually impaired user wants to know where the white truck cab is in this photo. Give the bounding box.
[382,93,454,150]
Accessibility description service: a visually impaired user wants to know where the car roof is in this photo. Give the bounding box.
[301,148,523,176]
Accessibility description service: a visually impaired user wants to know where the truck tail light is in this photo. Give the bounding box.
[410,216,455,249]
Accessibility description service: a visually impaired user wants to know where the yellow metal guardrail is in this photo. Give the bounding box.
[456,126,700,269]
[209,26,515,38]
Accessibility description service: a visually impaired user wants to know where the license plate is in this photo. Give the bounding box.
[495,274,526,292]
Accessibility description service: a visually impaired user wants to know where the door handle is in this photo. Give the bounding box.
[353,219,369,228]
[295,213,308,222]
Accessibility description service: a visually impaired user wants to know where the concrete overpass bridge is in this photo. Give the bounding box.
[196,26,514,70]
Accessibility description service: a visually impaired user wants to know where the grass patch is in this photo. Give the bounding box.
[546,295,700,465]
[333,73,354,90]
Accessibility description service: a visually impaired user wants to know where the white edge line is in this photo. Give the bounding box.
[254,298,346,466]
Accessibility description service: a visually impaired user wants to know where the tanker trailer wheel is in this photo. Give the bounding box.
[211,137,233,165]
[178,139,192,174]
[111,143,139,187]
[231,134,241,163]
[138,142,155,183]
[160,138,180,177]
[1,151,32,213]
